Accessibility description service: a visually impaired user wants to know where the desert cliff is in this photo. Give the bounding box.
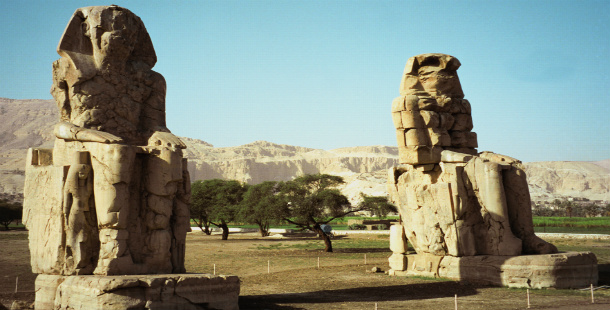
[0,98,607,204]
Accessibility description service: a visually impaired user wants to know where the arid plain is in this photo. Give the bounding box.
[2,230,610,309]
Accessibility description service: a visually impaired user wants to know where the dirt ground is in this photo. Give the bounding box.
[2,230,610,309]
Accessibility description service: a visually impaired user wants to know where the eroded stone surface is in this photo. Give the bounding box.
[392,54,477,164]
[388,54,557,259]
[35,274,240,310]
[23,5,238,309]
[390,252,598,289]
[23,4,191,278]
[388,55,569,286]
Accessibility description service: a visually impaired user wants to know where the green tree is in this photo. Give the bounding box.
[279,174,396,252]
[0,200,22,230]
[190,181,213,235]
[558,200,576,218]
[190,179,247,240]
[356,194,398,217]
[603,203,610,217]
[239,181,287,237]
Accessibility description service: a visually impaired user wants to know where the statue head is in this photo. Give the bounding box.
[57,5,156,78]
[400,53,464,99]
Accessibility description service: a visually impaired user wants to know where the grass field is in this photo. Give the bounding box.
[220,216,610,234]
[533,217,610,234]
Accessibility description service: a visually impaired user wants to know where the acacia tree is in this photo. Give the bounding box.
[0,200,22,230]
[190,180,213,235]
[190,179,247,240]
[279,174,396,252]
[239,181,287,237]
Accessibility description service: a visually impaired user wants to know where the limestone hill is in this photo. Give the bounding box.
[0,98,607,204]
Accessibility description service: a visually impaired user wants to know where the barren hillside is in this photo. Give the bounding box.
[0,98,607,204]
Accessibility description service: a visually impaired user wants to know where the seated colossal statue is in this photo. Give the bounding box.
[387,53,557,258]
[23,5,191,276]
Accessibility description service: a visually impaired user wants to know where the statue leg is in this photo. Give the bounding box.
[87,143,137,275]
[468,158,522,256]
[143,147,185,273]
[477,152,558,254]
[503,165,558,254]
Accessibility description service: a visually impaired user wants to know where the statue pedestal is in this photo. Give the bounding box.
[35,274,240,310]
[389,252,598,289]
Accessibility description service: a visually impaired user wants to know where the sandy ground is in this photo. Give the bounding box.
[1,230,610,309]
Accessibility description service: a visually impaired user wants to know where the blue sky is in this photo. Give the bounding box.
[1,1,608,162]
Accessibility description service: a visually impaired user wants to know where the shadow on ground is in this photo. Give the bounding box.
[239,281,479,309]
[598,263,610,285]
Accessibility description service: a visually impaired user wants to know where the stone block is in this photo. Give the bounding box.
[28,148,53,166]
[23,161,66,274]
[437,252,598,289]
[392,112,403,129]
[400,111,421,129]
[401,110,440,129]
[444,147,477,155]
[420,111,439,128]
[406,253,444,278]
[389,224,407,254]
[392,252,597,289]
[391,96,406,112]
[428,128,451,146]
[414,164,436,172]
[439,113,454,130]
[395,129,406,147]
[398,146,442,164]
[449,99,471,114]
[449,131,477,148]
[451,113,473,131]
[405,128,431,146]
[417,96,441,111]
[440,150,473,163]
[36,274,240,310]
[389,253,408,271]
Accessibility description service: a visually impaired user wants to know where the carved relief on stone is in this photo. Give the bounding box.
[388,54,557,259]
[62,151,98,275]
[24,5,191,276]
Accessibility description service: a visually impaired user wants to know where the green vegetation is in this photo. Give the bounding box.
[532,199,610,218]
[190,174,397,252]
[533,216,610,227]
[278,174,396,252]
[238,181,285,237]
[533,216,610,234]
[0,199,22,230]
[190,179,248,239]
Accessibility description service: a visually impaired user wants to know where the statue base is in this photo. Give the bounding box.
[389,252,598,289]
[35,273,240,310]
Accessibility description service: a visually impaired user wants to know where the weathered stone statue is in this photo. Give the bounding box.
[387,53,597,288]
[23,6,239,309]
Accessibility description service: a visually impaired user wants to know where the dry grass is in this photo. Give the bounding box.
[2,231,610,309]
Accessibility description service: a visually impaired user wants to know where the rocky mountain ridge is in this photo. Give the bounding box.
[0,98,608,204]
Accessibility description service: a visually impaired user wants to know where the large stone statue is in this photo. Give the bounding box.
[23,6,239,309]
[387,53,597,288]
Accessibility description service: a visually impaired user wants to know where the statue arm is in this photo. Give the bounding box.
[142,71,185,149]
[54,121,123,143]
